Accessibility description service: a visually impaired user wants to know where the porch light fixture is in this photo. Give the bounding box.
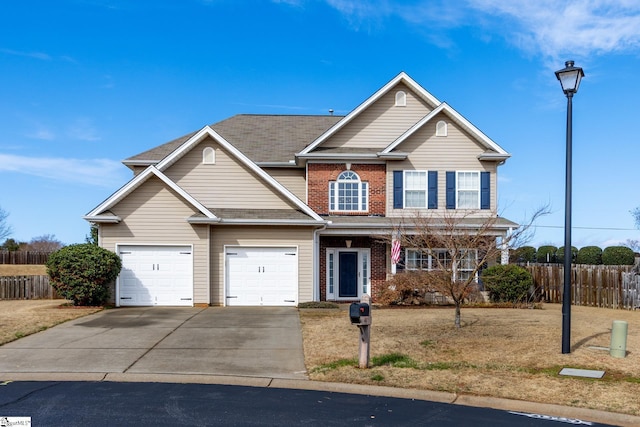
[555,60,584,354]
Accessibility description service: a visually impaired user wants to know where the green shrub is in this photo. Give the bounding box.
[510,246,536,263]
[480,264,533,303]
[46,243,121,306]
[602,246,636,265]
[576,246,602,265]
[536,246,557,263]
[556,246,578,264]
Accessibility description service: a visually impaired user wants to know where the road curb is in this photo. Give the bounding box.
[1,372,638,426]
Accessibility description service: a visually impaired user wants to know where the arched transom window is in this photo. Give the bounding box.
[329,170,369,212]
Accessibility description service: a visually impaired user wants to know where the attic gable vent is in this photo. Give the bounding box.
[203,147,215,164]
[436,120,448,137]
[395,91,406,107]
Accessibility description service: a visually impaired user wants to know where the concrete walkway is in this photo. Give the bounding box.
[0,307,307,380]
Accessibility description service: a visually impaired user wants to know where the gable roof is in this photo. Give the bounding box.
[124,115,342,168]
[88,125,326,223]
[153,126,324,221]
[84,166,217,222]
[298,72,441,156]
[381,102,510,160]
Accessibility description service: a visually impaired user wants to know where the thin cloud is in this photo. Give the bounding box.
[0,153,125,188]
[0,48,51,60]
[67,118,101,142]
[26,128,55,141]
[318,0,640,60]
[466,0,640,60]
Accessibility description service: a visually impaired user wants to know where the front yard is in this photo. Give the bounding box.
[1,299,639,416]
[0,300,102,345]
[300,304,640,416]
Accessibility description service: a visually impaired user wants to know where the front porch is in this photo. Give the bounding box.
[319,235,387,302]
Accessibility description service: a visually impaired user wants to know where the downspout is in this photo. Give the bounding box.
[312,221,330,301]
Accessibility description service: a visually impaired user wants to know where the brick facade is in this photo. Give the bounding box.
[307,163,386,215]
[319,236,387,302]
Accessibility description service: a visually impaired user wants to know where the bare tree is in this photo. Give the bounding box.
[0,206,11,242]
[632,207,640,229]
[624,239,640,253]
[387,207,549,328]
[26,234,64,252]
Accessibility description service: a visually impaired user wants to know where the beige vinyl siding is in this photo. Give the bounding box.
[324,83,433,149]
[387,115,498,217]
[99,176,210,305]
[209,226,314,305]
[263,167,306,201]
[163,137,294,209]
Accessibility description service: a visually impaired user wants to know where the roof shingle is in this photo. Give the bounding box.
[125,114,343,165]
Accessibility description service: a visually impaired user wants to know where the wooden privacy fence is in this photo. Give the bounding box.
[524,264,639,310]
[0,276,58,300]
[0,251,52,265]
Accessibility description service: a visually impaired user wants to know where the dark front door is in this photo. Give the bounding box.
[339,252,358,298]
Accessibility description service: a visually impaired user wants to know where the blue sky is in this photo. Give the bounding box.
[1,0,640,249]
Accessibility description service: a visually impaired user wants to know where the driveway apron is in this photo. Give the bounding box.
[0,307,308,380]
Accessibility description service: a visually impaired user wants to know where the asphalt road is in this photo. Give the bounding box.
[0,381,613,426]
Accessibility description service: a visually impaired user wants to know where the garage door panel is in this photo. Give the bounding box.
[118,245,193,307]
[226,247,298,306]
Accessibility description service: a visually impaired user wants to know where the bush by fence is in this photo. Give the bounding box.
[0,251,52,265]
[524,264,638,310]
[0,276,58,299]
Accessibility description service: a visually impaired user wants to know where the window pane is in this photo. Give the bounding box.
[328,253,334,294]
[405,171,426,208]
[458,190,479,209]
[329,182,335,211]
[405,191,426,208]
[362,252,368,294]
[458,172,479,190]
[361,183,368,211]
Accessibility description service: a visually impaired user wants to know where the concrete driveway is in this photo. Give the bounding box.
[0,307,308,380]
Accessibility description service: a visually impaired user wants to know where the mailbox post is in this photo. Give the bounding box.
[349,294,371,368]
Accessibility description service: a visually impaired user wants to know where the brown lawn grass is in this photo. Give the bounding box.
[300,304,640,416]
[0,300,102,345]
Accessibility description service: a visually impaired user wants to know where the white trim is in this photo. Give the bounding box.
[325,247,371,301]
[298,72,441,156]
[329,171,369,213]
[403,170,428,209]
[456,170,481,210]
[381,102,510,158]
[155,126,323,222]
[86,166,216,220]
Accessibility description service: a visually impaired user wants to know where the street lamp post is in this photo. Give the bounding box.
[555,60,584,354]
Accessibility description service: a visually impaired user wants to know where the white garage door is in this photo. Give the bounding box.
[225,247,298,306]
[118,245,193,306]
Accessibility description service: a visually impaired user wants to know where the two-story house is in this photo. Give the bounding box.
[85,72,517,307]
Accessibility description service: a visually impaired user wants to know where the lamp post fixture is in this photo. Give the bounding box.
[555,60,584,354]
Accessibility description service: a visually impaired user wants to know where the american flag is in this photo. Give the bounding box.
[391,238,401,265]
